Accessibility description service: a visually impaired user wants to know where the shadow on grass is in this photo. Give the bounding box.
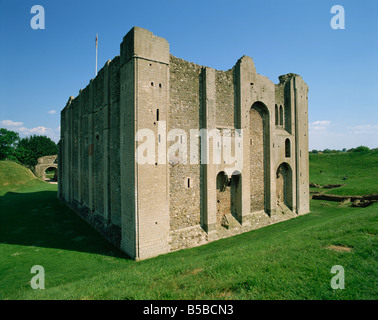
[0,190,129,259]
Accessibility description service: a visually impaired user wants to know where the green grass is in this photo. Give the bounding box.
[309,150,378,196]
[0,159,377,300]
[0,161,44,196]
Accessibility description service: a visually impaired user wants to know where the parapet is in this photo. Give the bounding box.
[120,26,170,65]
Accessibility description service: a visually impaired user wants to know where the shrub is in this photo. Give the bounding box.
[348,146,370,153]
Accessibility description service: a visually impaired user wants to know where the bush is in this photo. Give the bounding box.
[348,146,370,153]
[0,128,20,160]
[15,135,57,168]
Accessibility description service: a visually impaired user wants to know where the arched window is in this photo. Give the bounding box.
[285,138,291,158]
[279,105,284,126]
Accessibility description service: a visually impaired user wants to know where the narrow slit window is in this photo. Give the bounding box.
[156,109,159,122]
[285,138,291,158]
[187,178,191,188]
[275,104,279,126]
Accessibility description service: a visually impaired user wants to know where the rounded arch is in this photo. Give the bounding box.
[216,171,242,227]
[285,138,291,158]
[251,101,270,117]
[216,171,229,191]
[276,162,293,210]
[250,101,270,213]
[35,155,58,182]
[44,166,58,182]
[231,169,242,176]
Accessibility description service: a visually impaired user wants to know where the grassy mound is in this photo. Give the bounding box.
[310,150,378,196]
[0,161,47,196]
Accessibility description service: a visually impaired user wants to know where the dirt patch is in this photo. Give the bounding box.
[351,199,374,208]
[312,193,378,207]
[322,184,344,189]
[327,245,353,253]
[339,198,351,205]
[309,182,321,188]
[190,268,204,275]
[309,183,344,189]
[313,194,348,201]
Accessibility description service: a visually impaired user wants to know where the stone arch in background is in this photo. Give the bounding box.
[35,155,58,182]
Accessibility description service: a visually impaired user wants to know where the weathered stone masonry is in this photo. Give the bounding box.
[59,27,310,260]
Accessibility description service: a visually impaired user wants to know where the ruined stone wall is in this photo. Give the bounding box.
[250,107,265,212]
[80,85,90,208]
[109,56,121,227]
[35,155,58,180]
[215,70,234,128]
[168,55,202,231]
[59,56,122,248]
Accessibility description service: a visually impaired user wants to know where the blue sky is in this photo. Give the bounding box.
[0,0,377,150]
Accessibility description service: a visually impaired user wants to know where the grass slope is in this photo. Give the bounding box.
[310,150,378,195]
[0,157,377,300]
[0,161,47,196]
[309,150,378,196]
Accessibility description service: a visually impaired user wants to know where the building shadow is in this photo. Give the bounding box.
[0,190,130,259]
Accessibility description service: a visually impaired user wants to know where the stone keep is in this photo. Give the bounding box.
[58,27,310,260]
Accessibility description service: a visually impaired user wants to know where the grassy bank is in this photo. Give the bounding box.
[309,150,378,196]
[0,159,377,300]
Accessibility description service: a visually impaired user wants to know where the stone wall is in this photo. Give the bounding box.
[215,69,234,128]
[59,55,123,250]
[169,55,202,231]
[35,155,58,180]
[249,106,265,212]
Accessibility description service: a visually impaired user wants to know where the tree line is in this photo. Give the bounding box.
[310,146,372,154]
[0,128,57,168]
